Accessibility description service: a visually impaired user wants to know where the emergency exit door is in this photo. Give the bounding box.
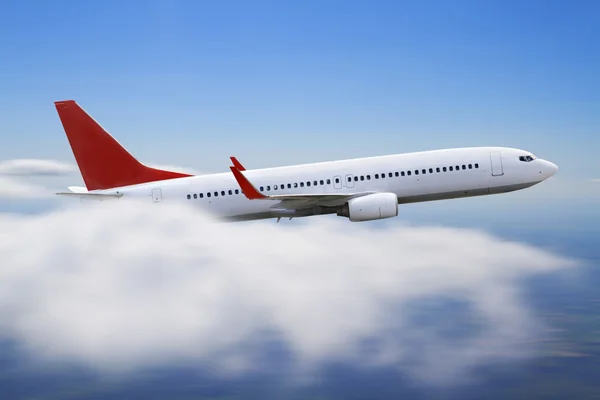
[151,188,162,203]
[333,175,342,189]
[345,174,354,188]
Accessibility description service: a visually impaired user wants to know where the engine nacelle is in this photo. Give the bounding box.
[337,192,399,222]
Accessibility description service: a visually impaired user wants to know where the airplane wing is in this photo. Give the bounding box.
[229,165,371,209]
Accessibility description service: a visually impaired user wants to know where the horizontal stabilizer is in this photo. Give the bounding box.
[56,191,123,198]
[67,186,88,193]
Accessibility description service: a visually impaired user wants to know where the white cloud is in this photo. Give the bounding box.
[0,158,201,177]
[0,159,201,200]
[0,202,576,384]
[0,159,77,199]
[148,164,203,175]
[0,177,51,199]
[0,159,77,176]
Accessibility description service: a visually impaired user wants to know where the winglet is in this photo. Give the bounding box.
[229,166,266,199]
[230,156,246,171]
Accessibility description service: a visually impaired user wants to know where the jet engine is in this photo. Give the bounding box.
[336,192,399,222]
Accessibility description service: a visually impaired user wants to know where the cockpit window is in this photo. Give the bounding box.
[519,155,536,162]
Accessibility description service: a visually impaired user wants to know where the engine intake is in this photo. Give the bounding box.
[337,192,399,222]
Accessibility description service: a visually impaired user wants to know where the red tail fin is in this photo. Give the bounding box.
[54,100,192,191]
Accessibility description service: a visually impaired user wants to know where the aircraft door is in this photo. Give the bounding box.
[489,151,504,176]
[333,175,342,189]
[345,174,354,188]
[151,188,163,203]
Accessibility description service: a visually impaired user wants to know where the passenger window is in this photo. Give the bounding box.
[415,170,419,175]
[207,193,211,198]
[307,181,311,187]
[320,180,324,185]
[436,167,440,173]
[381,173,386,179]
[334,178,339,183]
[267,186,271,190]
[221,191,225,196]
[260,186,264,191]
[422,169,426,174]
[313,181,317,186]
[429,168,433,173]
[294,183,298,188]
[389,173,393,178]
[475,163,479,168]
[395,172,399,177]
[360,176,364,181]
[462,165,466,170]
[449,166,453,171]
[327,179,331,184]
[468,164,472,169]
[188,194,192,199]
[215,192,219,197]
[347,177,351,182]
[200,193,204,198]
[367,175,371,180]
[234,189,239,195]
[274,185,278,190]
[375,174,379,179]
[228,190,232,195]
[401,171,405,176]
[301,182,305,187]
[456,165,459,170]
[407,171,411,176]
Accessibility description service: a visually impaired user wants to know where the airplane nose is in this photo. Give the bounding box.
[540,159,558,178]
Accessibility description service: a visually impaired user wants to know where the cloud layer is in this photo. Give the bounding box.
[0,159,77,176]
[148,163,203,175]
[0,202,576,384]
[0,177,50,199]
[0,159,200,199]
[0,159,76,199]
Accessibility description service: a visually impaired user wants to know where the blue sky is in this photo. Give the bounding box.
[0,0,598,219]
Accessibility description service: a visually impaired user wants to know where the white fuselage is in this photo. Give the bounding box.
[95,146,558,222]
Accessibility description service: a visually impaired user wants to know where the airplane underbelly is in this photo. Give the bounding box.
[216,197,275,218]
[395,174,488,200]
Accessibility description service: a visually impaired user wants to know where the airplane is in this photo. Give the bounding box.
[54,100,558,222]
